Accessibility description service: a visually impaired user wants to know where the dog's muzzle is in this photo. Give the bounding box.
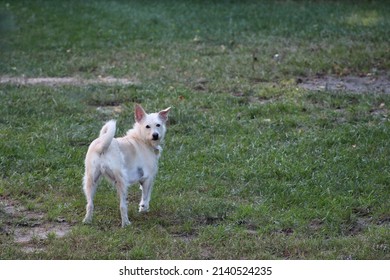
[152,133,159,141]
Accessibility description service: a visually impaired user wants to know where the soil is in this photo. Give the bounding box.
[0,197,72,253]
[0,76,140,86]
[1,74,389,94]
[297,74,390,94]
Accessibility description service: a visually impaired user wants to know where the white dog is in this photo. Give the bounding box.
[82,104,171,227]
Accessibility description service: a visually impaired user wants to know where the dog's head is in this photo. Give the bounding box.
[134,104,171,146]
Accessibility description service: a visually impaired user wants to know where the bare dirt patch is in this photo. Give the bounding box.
[297,75,390,94]
[171,232,197,244]
[96,105,124,115]
[0,197,71,253]
[0,76,140,86]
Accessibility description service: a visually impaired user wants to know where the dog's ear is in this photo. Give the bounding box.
[159,107,171,122]
[135,104,147,123]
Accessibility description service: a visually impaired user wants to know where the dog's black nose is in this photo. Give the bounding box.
[152,133,159,140]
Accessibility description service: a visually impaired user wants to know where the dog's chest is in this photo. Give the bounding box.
[118,142,160,183]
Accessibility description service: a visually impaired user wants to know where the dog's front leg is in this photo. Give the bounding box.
[139,178,154,213]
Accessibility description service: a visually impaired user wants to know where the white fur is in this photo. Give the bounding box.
[82,104,171,227]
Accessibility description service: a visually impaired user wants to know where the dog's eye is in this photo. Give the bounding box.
[156,124,161,127]
[146,125,151,129]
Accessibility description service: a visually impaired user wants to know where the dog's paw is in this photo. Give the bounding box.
[82,216,92,224]
[121,219,131,228]
[139,204,149,213]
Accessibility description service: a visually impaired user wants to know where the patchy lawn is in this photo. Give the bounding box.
[0,0,389,259]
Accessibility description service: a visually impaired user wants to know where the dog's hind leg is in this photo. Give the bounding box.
[82,170,100,224]
[139,178,154,213]
[115,175,131,227]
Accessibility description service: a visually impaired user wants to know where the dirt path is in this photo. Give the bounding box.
[1,75,388,94]
[0,76,140,86]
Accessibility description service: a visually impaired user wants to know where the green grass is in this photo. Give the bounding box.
[0,0,389,259]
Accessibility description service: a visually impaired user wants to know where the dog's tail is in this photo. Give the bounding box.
[95,120,116,154]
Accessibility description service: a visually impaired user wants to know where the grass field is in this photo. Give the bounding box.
[0,0,389,259]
